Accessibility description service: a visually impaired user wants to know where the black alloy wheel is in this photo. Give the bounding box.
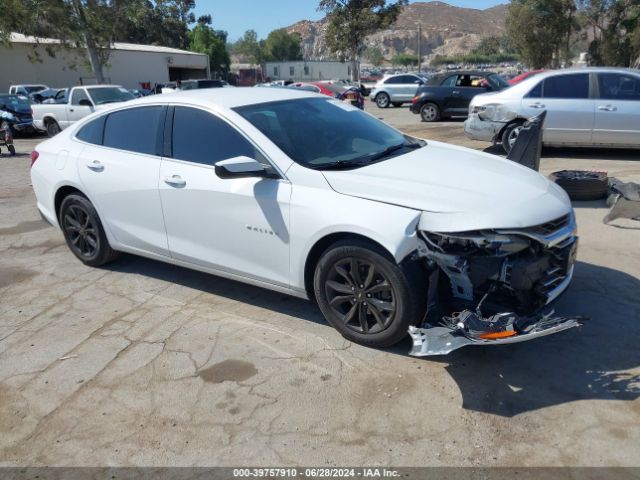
[314,240,427,348]
[59,193,119,266]
[324,257,396,335]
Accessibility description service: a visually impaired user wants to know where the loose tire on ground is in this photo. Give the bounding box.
[59,193,120,267]
[375,93,390,108]
[420,102,440,122]
[313,239,427,348]
[549,170,609,201]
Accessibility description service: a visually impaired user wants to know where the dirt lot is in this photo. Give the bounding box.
[0,104,639,467]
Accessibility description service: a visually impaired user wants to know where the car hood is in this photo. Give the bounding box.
[322,140,571,232]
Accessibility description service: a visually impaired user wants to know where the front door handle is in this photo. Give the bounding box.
[86,160,104,172]
[529,103,546,109]
[598,105,617,112]
[452,90,460,95]
[164,175,186,188]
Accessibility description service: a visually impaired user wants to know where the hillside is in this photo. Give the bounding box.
[285,1,508,62]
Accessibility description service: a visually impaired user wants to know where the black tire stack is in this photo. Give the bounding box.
[549,170,609,201]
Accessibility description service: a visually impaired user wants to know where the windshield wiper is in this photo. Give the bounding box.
[366,141,423,163]
[312,160,371,171]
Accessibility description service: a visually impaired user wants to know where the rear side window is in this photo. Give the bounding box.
[543,74,590,99]
[598,73,640,100]
[441,75,457,87]
[76,116,105,145]
[171,107,257,165]
[103,106,163,155]
[384,76,401,85]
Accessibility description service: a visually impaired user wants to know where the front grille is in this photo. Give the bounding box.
[536,238,576,297]
[527,214,571,236]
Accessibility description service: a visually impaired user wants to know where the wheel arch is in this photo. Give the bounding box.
[303,232,398,301]
[54,184,86,222]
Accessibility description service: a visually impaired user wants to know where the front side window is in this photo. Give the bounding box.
[543,74,590,99]
[103,106,163,155]
[71,89,91,106]
[598,73,640,100]
[235,98,423,170]
[171,107,258,165]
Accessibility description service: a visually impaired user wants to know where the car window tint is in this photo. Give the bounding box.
[543,74,589,99]
[526,81,543,98]
[103,106,163,155]
[76,116,105,145]
[172,107,257,165]
[71,89,90,106]
[441,75,458,87]
[385,76,401,85]
[598,73,640,100]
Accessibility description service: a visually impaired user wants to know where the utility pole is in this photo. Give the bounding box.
[417,24,422,73]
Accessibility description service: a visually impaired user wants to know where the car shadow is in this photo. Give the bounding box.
[403,260,640,417]
[105,257,639,418]
[542,146,640,161]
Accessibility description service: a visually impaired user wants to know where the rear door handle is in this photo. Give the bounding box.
[86,160,104,172]
[164,175,186,188]
[598,105,617,112]
[529,103,546,109]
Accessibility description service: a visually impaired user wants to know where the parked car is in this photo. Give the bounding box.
[180,79,226,90]
[289,82,365,109]
[29,88,68,104]
[9,84,48,97]
[0,94,34,134]
[369,73,428,108]
[509,70,545,85]
[30,88,582,355]
[32,85,135,136]
[465,67,640,153]
[410,71,510,122]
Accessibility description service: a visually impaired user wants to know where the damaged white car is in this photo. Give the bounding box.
[30,88,583,356]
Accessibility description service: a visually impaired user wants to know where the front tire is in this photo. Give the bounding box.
[313,240,426,348]
[375,93,390,108]
[59,193,119,267]
[501,121,524,154]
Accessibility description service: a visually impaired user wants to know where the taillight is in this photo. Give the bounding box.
[31,150,39,167]
[412,96,419,103]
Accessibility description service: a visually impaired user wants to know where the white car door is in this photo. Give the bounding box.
[67,88,94,127]
[520,73,595,145]
[593,71,640,146]
[158,106,291,286]
[77,105,169,256]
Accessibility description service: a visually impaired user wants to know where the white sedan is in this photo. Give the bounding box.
[31,88,583,355]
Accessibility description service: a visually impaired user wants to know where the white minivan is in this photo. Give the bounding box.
[464,67,640,153]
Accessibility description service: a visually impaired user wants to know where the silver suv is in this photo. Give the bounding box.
[370,73,427,108]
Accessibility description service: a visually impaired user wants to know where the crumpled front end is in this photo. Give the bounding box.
[409,210,585,356]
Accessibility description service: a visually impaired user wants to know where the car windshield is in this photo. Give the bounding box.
[0,95,31,110]
[88,87,135,105]
[487,73,510,90]
[234,98,424,170]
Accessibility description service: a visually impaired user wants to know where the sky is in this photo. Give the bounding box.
[193,0,509,41]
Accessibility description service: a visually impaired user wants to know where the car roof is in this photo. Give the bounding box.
[506,67,640,93]
[131,87,320,109]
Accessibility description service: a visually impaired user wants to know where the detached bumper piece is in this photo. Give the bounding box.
[408,310,586,357]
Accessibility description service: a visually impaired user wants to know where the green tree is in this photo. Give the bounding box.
[318,0,407,81]
[391,53,418,66]
[188,16,230,77]
[234,29,266,65]
[506,0,577,68]
[263,29,303,61]
[365,45,385,66]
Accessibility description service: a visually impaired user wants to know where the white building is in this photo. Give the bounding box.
[264,61,353,82]
[1,33,209,92]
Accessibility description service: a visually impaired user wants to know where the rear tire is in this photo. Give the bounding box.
[8,145,15,156]
[313,240,427,348]
[375,93,390,108]
[420,102,440,122]
[549,170,609,201]
[59,193,120,267]
[46,120,61,137]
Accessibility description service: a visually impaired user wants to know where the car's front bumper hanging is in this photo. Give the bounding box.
[408,310,586,357]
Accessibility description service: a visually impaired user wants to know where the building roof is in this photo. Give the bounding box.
[9,32,204,56]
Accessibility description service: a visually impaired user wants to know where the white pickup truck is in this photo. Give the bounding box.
[32,85,135,136]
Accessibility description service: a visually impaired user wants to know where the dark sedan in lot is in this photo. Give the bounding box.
[410,71,510,122]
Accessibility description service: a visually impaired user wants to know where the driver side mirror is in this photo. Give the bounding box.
[214,156,277,179]
[79,99,93,107]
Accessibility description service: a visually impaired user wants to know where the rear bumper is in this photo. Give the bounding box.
[464,114,505,142]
